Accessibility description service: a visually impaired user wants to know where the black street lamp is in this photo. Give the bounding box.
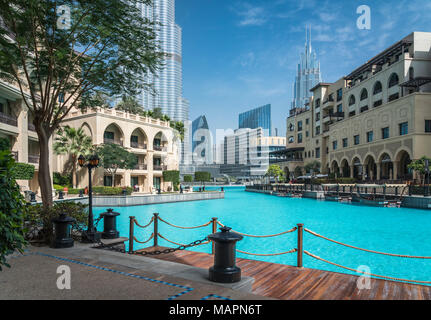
[78,154,102,243]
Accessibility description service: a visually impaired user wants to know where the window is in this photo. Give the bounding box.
[342,138,348,148]
[360,89,368,101]
[316,126,321,135]
[337,104,343,113]
[426,120,431,133]
[332,141,338,150]
[382,127,390,139]
[349,111,356,117]
[399,122,408,136]
[388,73,399,88]
[388,93,399,102]
[288,123,294,132]
[315,99,321,108]
[367,131,374,143]
[337,88,343,102]
[354,135,360,145]
[349,95,356,106]
[374,100,383,108]
[306,118,309,125]
[316,148,321,159]
[297,121,303,131]
[373,82,383,95]
[104,176,113,187]
[316,112,320,121]
[298,133,303,143]
[360,106,369,113]
[306,131,309,137]
[104,131,114,140]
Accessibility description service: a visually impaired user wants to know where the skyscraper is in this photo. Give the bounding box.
[238,104,272,136]
[137,0,188,122]
[291,26,322,111]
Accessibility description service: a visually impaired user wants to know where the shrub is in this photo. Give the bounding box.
[195,171,211,184]
[183,175,193,182]
[163,170,180,190]
[25,202,88,243]
[0,151,27,270]
[12,162,35,180]
[53,172,72,186]
[91,186,133,195]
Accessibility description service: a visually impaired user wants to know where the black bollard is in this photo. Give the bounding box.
[30,192,36,203]
[208,226,243,283]
[100,208,120,239]
[158,188,161,194]
[51,213,75,248]
[58,191,64,200]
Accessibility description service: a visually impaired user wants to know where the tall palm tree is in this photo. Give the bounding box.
[54,126,94,188]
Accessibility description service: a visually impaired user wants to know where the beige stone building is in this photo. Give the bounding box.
[277,32,431,182]
[0,79,54,194]
[54,107,180,193]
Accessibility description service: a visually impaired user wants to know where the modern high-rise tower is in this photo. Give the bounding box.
[291,26,322,111]
[238,104,272,136]
[137,0,189,122]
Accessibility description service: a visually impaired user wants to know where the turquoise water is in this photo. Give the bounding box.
[94,187,431,284]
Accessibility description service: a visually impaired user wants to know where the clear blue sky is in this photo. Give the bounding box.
[176,0,431,139]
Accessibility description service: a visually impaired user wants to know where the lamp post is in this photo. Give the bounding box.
[78,154,102,243]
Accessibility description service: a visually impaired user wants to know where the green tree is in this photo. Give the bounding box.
[408,156,431,185]
[304,161,321,174]
[170,121,185,142]
[152,107,164,119]
[54,126,93,188]
[115,96,144,115]
[0,0,163,207]
[163,170,180,191]
[266,165,284,182]
[183,175,193,183]
[97,143,137,187]
[0,150,27,270]
[195,171,211,187]
[294,166,303,178]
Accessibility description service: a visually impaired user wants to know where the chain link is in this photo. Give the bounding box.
[93,237,209,256]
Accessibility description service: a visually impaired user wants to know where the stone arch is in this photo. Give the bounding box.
[363,153,377,181]
[394,148,413,180]
[152,130,169,151]
[360,88,368,101]
[130,127,148,149]
[331,160,340,177]
[80,122,93,141]
[388,73,399,88]
[352,156,363,179]
[340,158,351,178]
[349,95,356,106]
[378,152,394,180]
[103,123,125,146]
[373,81,383,95]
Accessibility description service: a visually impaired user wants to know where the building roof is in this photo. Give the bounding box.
[310,82,332,92]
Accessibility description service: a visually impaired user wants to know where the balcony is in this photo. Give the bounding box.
[133,164,148,170]
[104,138,123,146]
[0,112,17,126]
[131,141,147,149]
[28,154,39,164]
[153,145,167,152]
[153,165,167,171]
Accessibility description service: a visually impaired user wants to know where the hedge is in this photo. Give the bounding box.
[13,163,35,180]
[194,171,211,182]
[183,175,193,182]
[54,186,133,195]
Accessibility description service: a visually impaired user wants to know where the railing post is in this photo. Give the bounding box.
[129,216,135,253]
[211,217,218,255]
[153,213,159,247]
[297,223,304,268]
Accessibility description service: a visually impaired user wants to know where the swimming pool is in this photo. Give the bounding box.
[94,186,431,284]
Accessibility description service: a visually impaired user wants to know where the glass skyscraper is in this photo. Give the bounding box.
[137,0,189,122]
[291,26,322,111]
[238,104,272,136]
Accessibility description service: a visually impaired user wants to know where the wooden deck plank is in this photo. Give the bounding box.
[136,247,431,300]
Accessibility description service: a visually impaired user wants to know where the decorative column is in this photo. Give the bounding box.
[376,163,381,180]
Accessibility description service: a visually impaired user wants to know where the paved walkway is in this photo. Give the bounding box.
[0,245,268,300]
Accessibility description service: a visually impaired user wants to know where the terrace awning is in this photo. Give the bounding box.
[399,77,431,88]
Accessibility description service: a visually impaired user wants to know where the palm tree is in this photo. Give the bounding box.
[54,126,94,188]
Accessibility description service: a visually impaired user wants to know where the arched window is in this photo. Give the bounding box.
[373,81,383,95]
[360,89,368,101]
[388,73,399,88]
[349,95,356,106]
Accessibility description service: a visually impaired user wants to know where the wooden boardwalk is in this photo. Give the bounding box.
[137,247,431,300]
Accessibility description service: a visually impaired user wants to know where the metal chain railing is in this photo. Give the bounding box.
[305,228,431,259]
[217,221,297,238]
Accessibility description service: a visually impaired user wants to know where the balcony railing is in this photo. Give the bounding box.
[153,165,167,171]
[104,138,123,146]
[133,164,148,170]
[28,154,39,164]
[153,145,163,151]
[131,141,147,149]
[0,112,17,126]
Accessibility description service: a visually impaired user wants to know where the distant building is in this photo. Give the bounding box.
[221,128,286,178]
[291,26,322,115]
[192,115,213,164]
[238,104,272,136]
